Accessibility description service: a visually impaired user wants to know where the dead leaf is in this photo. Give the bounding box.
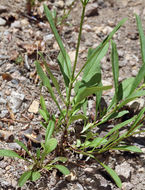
[6,102,15,120]
[2,73,13,81]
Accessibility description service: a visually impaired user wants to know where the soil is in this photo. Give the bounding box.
[0,0,145,189]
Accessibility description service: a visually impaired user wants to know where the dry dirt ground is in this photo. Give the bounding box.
[1,0,145,189]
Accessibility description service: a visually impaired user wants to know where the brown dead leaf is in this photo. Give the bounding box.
[6,102,15,120]
[2,73,13,81]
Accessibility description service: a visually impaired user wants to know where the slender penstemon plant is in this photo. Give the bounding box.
[1,0,145,188]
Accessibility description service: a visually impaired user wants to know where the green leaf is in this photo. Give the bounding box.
[136,15,145,65]
[45,138,57,154]
[129,63,145,95]
[83,43,108,83]
[108,77,134,110]
[69,114,87,124]
[112,145,142,153]
[118,90,145,109]
[35,61,64,118]
[18,171,32,187]
[81,123,94,133]
[51,157,67,164]
[40,96,48,114]
[82,99,88,116]
[36,148,40,160]
[104,116,136,139]
[111,40,119,104]
[113,110,129,119]
[57,52,71,89]
[45,120,55,142]
[0,149,24,160]
[86,47,103,116]
[15,140,31,158]
[89,137,107,148]
[31,171,41,181]
[104,18,127,43]
[39,109,48,123]
[54,165,70,175]
[44,5,71,82]
[128,107,145,133]
[98,160,122,188]
[39,52,65,104]
[75,18,127,81]
[75,85,112,103]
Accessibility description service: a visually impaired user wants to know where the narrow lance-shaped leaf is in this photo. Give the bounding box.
[69,114,87,124]
[74,18,127,81]
[44,5,71,81]
[118,89,145,109]
[44,138,57,154]
[40,95,47,112]
[18,171,32,187]
[129,63,145,95]
[39,52,65,104]
[54,165,70,175]
[112,145,142,153]
[127,107,145,134]
[31,171,41,181]
[83,43,109,82]
[0,149,24,160]
[108,77,135,111]
[15,140,32,158]
[136,15,145,65]
[96,158,122,189]
[35,61,65,119]
[85,47,102,117]
[39,109,48,123]
[45,120,55,142]
[75,85,112,103]
[111,40,119,104]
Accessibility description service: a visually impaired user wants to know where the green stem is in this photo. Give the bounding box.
[66,3,86,115]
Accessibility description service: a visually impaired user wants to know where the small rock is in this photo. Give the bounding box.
[132,69,138,76]
[65,171,77,182]
[8,143,21,150]
[28,100,39,114]
[0,110,8,118]
[56,1,64,9]
[0,5,7,13]
[0,98,6,104]
[127,98,144,112]
[83,24,92,32]
[85,3,99,17]
[102,26,112,35]
[122,182,134,190]
[21,19,29,26]
[9,91,25,112]
[84,167,94,173]
[0,18,6,26]
[43,34,54,41]
[76,183,84,190]
[108,20,115,27]
[132,6,141,15]
[115,162,133,181]
[66,0,74,7]
[68,51,76,63]
[11,20,21,28]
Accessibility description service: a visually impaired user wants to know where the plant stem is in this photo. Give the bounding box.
[66,3,86,115]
